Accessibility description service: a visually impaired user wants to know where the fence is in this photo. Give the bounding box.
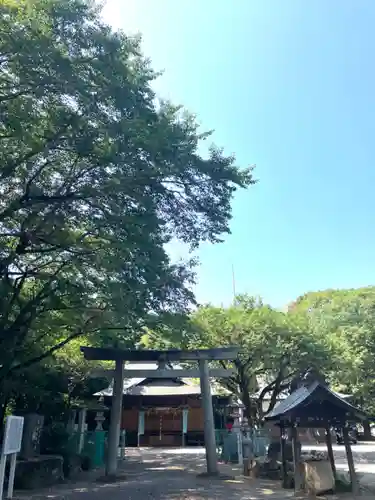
[246,428,270,457]
[217,428,270,464]
[67,430,108,467]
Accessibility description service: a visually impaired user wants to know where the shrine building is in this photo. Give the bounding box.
[95,362,231,447]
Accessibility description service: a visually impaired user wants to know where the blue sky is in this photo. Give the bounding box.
[102,0,375,308]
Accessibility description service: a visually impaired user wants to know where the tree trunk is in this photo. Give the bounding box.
[241,389,256,425]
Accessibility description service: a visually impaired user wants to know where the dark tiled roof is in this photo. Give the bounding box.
[266,384,314,419]
[94,362,228,397]
[265,381,366,422]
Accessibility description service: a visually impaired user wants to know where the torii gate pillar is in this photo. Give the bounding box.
[106,359,124,476]
[199,359,218,475]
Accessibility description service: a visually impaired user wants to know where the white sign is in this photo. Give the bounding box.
[2,416,24,456]
[0,416,24,499]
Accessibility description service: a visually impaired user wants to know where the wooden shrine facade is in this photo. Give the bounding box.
[96,363,231,447]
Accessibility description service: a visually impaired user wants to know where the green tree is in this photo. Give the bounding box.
[2,338,109,437]
[143,295,333,424]
[290,287,375,419]
[0,0,254,409]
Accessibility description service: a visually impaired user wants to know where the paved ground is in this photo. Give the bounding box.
[15,450,296,500]
[130,444,375,488]
[13,444,375,499]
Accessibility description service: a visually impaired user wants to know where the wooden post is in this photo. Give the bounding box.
[325,426,336,478]
[106,359,124,477]
[237,432,244,466]
[343,427,360,496]
[182,407,188,447]
[199,359,219,476]
[7,453,17,498]
[67,410,77,434]
[291,425,302,493]
[137,410,145,448]
[77,409,87,454]
[0,454,6,500]
[280,425,288,488]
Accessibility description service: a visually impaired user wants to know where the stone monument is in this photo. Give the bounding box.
[16,414,64,490]
[20,413,44,458]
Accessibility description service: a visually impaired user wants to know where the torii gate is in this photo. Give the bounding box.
[81,346,239,477]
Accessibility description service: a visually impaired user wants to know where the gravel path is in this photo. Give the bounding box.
[13,444,375,499]
[15,449,294,500]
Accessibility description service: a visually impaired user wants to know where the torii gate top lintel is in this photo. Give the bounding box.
[80,346,239,362]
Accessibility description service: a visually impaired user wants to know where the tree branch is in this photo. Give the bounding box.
[6,318,98,376]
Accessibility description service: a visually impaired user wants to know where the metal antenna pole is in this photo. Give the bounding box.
[232,264,236,300]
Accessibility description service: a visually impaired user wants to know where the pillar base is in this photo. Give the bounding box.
[197,471,235,480]
[96,473,127,483]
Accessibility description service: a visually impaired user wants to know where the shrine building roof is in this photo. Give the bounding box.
[265,381,367,426]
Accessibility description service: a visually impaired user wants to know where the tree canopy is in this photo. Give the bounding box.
[0,0,254,415]
[143,288,375,424]
[2,0,374,431]
[142,294,336,423]
[289,287,375,415]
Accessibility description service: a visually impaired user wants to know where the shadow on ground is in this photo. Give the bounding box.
[14,451,294,500]
[15,447,375,499]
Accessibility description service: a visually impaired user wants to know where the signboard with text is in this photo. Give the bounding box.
[2,416,24,456]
